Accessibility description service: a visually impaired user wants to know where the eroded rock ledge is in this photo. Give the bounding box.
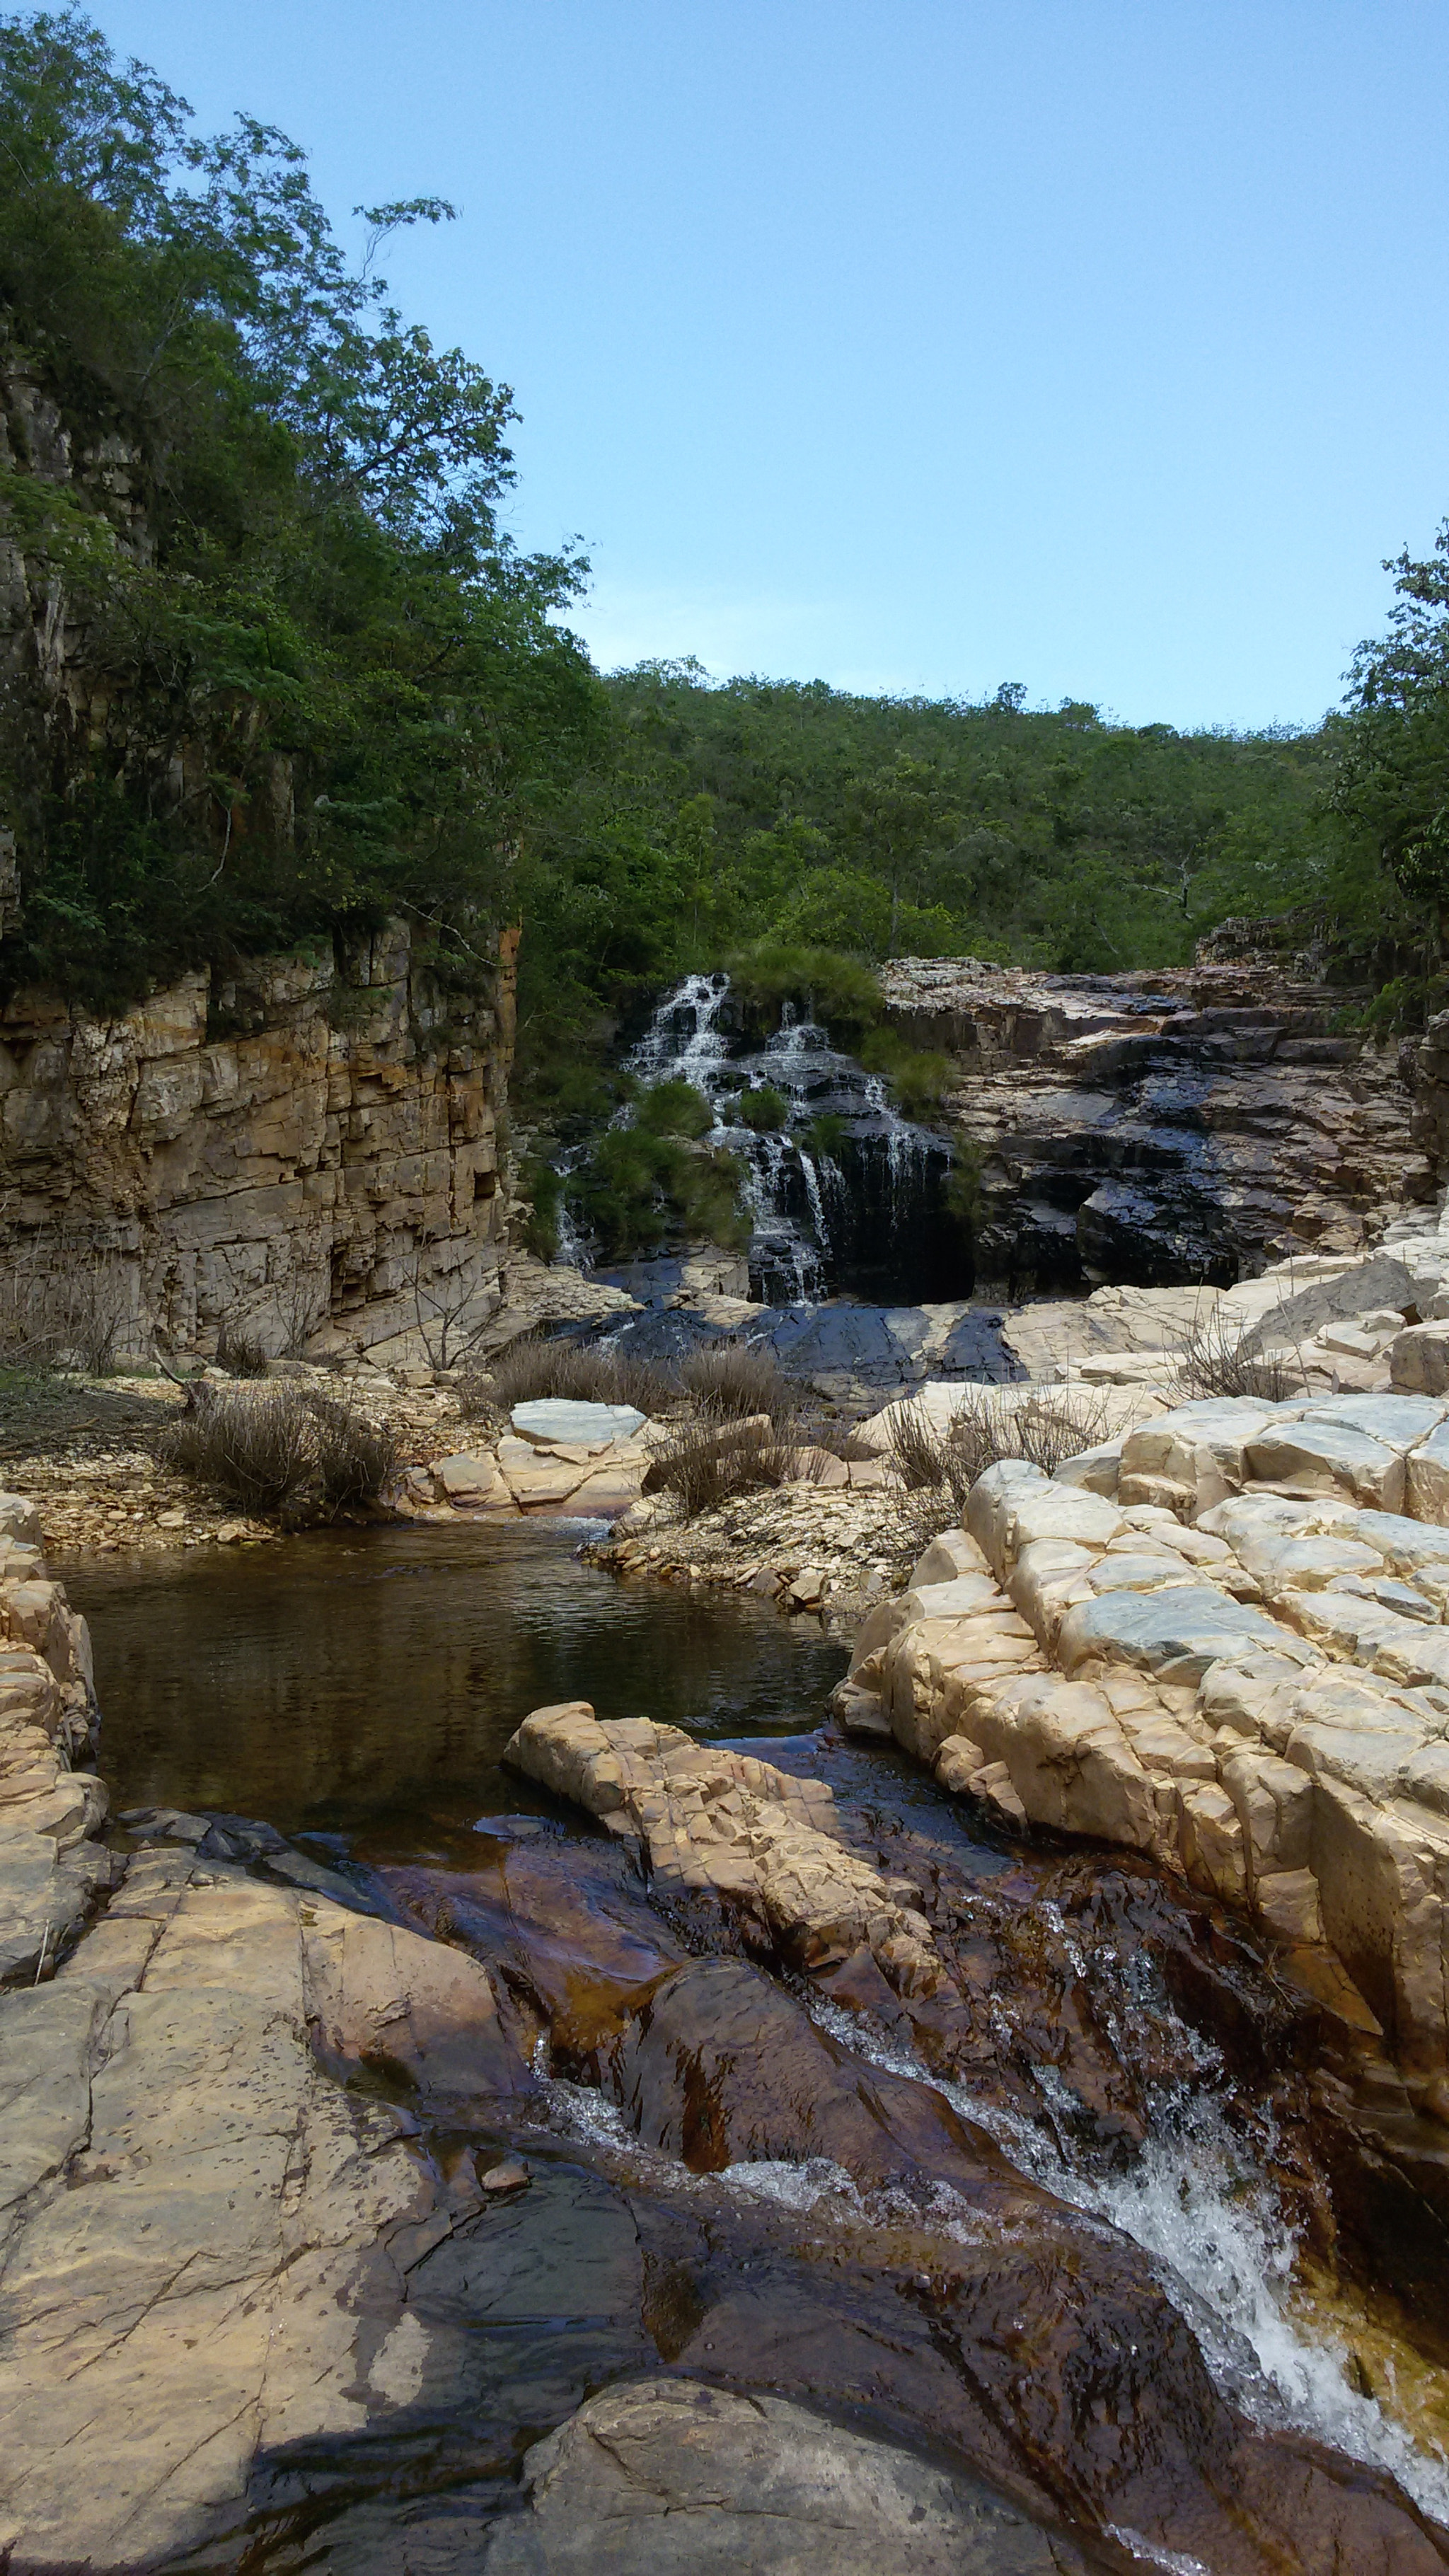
[845,1388,1449,2077]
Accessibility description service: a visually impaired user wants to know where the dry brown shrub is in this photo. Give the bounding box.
[161,1385,396,1519]
[679,1341,802,1422]
[216,1315,272,1377]
[0,1239,131,1376]
[887,1384,1119,1511]
[309,1396,398,1513]
[464,1332,677,1421]
[1171,1310,1300,1403]
[646,1416,802,1515]
[795,1415,878,1461]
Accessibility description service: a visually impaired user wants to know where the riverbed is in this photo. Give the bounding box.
[59,1520,1449,2570]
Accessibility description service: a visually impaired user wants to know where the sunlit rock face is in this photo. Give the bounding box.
[852,1388,1449,2076]
[880,956,1423,1294]
[0,919,510,1368]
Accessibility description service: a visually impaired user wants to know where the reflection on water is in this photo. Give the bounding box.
[66,1520,848,1842]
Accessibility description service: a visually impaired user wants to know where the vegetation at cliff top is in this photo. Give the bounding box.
[5,5,1449,1123]
[0,8,603,1009]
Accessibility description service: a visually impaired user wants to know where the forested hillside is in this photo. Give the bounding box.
[0,9,604,1013]
[4,6,1449,1160]
[515,670,1331,1101]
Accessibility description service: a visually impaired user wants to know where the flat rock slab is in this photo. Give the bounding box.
[1056,1583,1286,1685]
[0,1871,474,2572]
[481,2377,1060,2573]
[511,1399,647,1447]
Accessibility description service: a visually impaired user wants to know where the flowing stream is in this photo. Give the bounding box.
[64,1526,1449,2565]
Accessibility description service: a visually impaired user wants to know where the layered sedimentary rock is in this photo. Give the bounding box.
[503,1701,940,1991]
[0,919,509,1364]
[853,1380,1449,2073]
[881,954,1421,1292]
[0,1490,110,1982]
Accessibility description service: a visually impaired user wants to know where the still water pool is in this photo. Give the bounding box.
[64,1518,848,1842]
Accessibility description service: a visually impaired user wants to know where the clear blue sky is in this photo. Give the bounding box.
[82,1,1449,727]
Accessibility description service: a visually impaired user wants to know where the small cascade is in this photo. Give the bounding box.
[600,973,959,1303]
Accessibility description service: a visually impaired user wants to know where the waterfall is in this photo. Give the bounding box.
[568,971,957,1303]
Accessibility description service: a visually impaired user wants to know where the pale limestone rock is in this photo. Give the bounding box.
[1243,1421,1407,1511]
[1054,1439,1124,1494]
[502,1704,939,1991]
[0,1497,40,1547]
[855,1428,1449,2062]
[1118,1399,1288,1515]
[907,1526,988,1585]
[0,1876,447,2571]
[1055,1585,1283,1685]
[1407,1418,1449,1524]
[435,1450,512,1506]
[510,1397,647,1448]
[1392,1320,1449,1394]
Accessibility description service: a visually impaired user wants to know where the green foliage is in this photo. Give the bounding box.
[567,1128,747,1260]
[0,8,604,1010]
[730,1082,788,1132]
[514,660,1339,1117]
[721,941,884,1032]
[562,1073,744,1257]
[518,1154,562,1261]
[1328,524,1449,981]
[633,1078,712,1140]
[858,1027,954,1121]
[944,1138,986,1232]
[801,1111,848,1162]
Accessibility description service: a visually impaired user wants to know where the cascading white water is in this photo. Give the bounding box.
[807,1991,1449,2524]
[597,971,946,1299]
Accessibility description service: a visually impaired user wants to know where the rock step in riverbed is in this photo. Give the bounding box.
[834,1383,1449,2077]
[8,1513,1449,2564]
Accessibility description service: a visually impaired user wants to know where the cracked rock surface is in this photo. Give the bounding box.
[0,1858,523,2571]
[851,1385,1449,2070]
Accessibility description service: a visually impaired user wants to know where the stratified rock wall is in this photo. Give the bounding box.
[882,956,1421,1292]
[0,917,509,1362]
[860,1385,1449,2076]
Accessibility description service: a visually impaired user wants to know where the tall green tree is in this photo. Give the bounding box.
[1330,526,1449,953]
[0,6,605,1008]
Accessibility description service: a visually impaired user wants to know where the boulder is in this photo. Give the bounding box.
[908,1526,988,1585]
[302,1904,532,2103]
[1055,1585,1284,1685]
[435,1450,512,1507]
[0,1873,445,2570]
[483,2378,1060,2575]
[511,1397,647,1448]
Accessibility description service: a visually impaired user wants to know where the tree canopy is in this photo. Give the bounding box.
[0,6,604,1007]
[2,1,1443,1130]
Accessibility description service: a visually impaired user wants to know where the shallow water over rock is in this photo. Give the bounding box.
[61,1525,1449,2570]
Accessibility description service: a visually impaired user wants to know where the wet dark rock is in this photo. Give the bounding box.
[882,957,1421,1292]
[591,1953,1026,2195]
[191,1810,399,1917]
[589,1294,1019,1397]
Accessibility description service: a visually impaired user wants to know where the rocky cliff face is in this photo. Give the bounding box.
[882,956,1423,1293]
[0,916,511,1364]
